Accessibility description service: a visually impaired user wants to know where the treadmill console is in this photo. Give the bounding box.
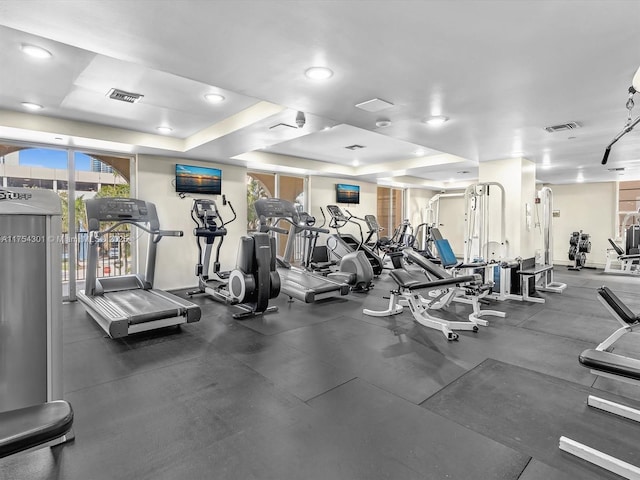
[254,198,299,221]
[85,198,153,223]
[326,205,348,221]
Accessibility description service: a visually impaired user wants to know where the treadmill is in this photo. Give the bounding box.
[77,197,201,338]
[254,198,350,303]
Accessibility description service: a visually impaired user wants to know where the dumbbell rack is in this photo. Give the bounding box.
[568,231,591,271]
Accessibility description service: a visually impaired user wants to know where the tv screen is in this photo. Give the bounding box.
[175,164,221,195]
[336,183,360,204]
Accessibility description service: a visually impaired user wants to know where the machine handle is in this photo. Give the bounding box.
[345,209,360,220]
[263,226,289,235]
[158,230,184,237]
[306,226,330,234]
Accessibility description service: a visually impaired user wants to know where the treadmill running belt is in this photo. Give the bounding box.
[104,290,184,325]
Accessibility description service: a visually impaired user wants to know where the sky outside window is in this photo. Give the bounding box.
[17,148,92,171]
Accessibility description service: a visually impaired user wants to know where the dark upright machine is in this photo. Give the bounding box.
[77,197,201,338]
[326,205,384,275]
[254,198,350,303]
[188,197,279,319]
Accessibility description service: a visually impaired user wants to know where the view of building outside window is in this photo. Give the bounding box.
[1,146,130,298]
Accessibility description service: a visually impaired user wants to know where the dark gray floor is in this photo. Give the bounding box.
[2,267,640,479]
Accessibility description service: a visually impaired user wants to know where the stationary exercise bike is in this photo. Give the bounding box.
[188,197,280,319]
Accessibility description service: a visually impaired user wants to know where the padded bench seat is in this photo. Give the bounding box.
[598,286,640,325]
[389,268,477,291]
[0,400,74,458]
[579,349,640,381]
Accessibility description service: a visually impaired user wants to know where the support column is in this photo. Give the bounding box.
[479,157,536,259]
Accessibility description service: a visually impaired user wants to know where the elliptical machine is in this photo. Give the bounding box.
[188,197,280,319]
[326,205,384,276]
[301,208,374,292]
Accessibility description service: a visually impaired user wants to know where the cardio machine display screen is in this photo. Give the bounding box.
[336,183,360,204]
[176,164,222,195]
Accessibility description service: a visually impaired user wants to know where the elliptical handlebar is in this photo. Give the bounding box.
[344,209,364,222]
[221,195,237,227]
[326,205,366,249]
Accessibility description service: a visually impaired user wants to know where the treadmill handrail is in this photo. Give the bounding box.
[92,219,183,241]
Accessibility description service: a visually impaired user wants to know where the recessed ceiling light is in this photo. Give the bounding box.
[541,164,552,170]
[375,119,392,128]
[305,66,333,80]
[448,177,455,183]
[576,173,585,183]
[21,44,52,59]
[21,102,43,111]
[415,149,425,156]
[352,159,360,167]
[424,115,449,126]
[204,93,225,103]
[156,126,173,134]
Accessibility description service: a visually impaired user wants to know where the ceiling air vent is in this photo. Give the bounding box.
[345,144,366,151]
[544,122,580,133]
[107,88,144,104]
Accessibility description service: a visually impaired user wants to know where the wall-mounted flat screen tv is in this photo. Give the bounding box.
[336,183,360,204]
[175,164,222,195]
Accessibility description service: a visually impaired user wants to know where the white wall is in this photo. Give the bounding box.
[438,194,466,256]
[405,188,434,226]
[547,182,616,268]
[479,158,537,259]
[137,155,247,291]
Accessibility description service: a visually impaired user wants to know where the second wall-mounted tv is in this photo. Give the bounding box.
[175,164,221,195]
[336,183,360,204]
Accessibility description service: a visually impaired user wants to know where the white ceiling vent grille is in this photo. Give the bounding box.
[107,88,144,104]
[544,122,580,133]
[355,98,394,112]
[345,144,366,150]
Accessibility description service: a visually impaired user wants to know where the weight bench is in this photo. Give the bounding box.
[0,400,74,459]
[604,238,640,275]
[559,286,640,479]
[433,238,506,325]
[363,247,483,341]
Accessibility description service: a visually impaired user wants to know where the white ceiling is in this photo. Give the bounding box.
[0,0,639,189]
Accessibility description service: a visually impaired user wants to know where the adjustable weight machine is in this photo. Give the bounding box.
[533,187,566,292]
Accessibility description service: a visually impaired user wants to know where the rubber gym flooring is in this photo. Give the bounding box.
[2,266,640,479]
